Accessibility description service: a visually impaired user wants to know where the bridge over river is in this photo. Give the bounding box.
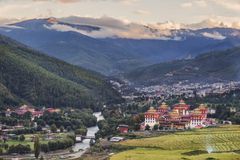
[76,135,96,142]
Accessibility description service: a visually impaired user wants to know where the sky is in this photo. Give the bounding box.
[0,0,240,24]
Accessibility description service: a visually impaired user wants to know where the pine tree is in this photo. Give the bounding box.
[34,136,40,159]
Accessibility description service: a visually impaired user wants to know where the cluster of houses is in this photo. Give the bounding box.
[142,100,216,130]
[133,81,240,99]
[0,105,62,140]
[5,105,61,120]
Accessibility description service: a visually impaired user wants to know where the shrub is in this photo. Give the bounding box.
[47,137,75,151]
[8,144,31,154]
[40,144,49,153]
[182,150,208,156]
[145,124,150,131]
[153,124,159,131]
[19,135,25,141]
[75,128,87,136]
[50,124,57,133]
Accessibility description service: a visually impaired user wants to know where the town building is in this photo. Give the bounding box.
[117,125,129,133]
[229,107,237,113]
[144,107,160,128]
[4,105,61,121]
[143,100,213,130]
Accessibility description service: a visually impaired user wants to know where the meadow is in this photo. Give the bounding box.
[111,125,240,160]
[0,133,69,153]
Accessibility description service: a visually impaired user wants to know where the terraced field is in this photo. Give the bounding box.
[111,125,240,160]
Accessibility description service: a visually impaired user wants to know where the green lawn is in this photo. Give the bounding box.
[111,148,240,160]
[0,133,69,153]
[111,125,240,160]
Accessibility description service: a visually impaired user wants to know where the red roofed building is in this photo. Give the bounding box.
[117,125,129,133]
[144,107,160,129]
[143,100,211,130]
[173,100,190,116]
[45,108,61,113]
[189,104,208,128]
[157,102,169,114]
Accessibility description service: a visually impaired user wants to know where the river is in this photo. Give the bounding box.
[0,112,104,160]
[71,112,104,157]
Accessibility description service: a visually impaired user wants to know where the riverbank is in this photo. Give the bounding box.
[70,112,104,158]
[0,112,104,160]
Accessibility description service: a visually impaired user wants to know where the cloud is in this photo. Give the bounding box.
[181,2,193,8]
[32,0,139,4]
[211,0,240,11]
[60,16,130,30]
[195,0,207,7]
[0,18,19,25]
[120,0,139,5]
[181,0,207,8]
[202,32,226,40]
[133,10,150,15]
[57,0,79,3]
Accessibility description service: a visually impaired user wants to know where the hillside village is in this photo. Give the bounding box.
[133,81,240,99]
[1,105,61,133]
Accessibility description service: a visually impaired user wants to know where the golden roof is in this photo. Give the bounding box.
[169,109,179,118]
[160,102,168,109]
[179,99,186,105]
[147,107,157,113]
[199,104,207,109]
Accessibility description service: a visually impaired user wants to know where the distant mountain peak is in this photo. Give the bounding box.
[3,17,240,39]
[186,19,229,30]
[47,17,58,24]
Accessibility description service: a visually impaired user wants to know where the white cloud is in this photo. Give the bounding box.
[202,32,226,40]
[211,0,240,11]
[0,18,19,24]
[195,0,207,7]
[181,2,193,8]
[133,10,150,15]
[181,0,207,8]
[32,0,139,4]
[120,0,139,5]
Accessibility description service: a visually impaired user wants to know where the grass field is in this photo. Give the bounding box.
[111,125,240,160]
[0,133,69,153]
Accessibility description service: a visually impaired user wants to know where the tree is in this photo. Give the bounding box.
[19,135,25,141]
[34,136,40,159]
[75,128,87,136]
[145,124,150,131]
[90,139,95,146]
[60,126,64,132]
[50,124,57,133]
[66,126,72,132]
[23,111,32,120]
[153,124,159,131]
[37,125,42,131]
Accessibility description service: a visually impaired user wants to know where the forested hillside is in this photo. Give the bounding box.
[0,35,122,108]
[126,47,240,85]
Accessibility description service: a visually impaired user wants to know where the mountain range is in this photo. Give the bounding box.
[125,47,240,85]
[0,34,122,108]
[1,17,240,75]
